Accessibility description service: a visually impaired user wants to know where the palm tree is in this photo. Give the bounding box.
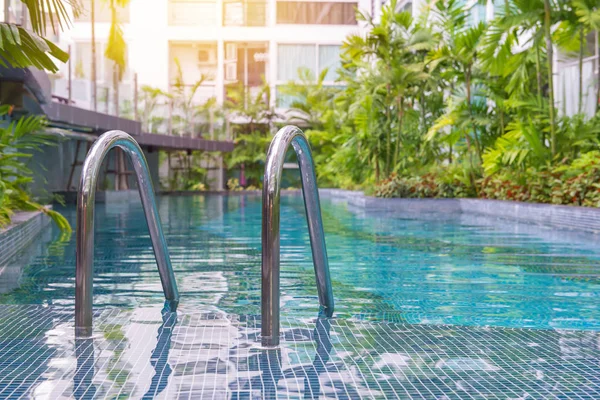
[573,0,600,113]
[428,0,487,164]
[342,0,434,179]
[0,0,77,72]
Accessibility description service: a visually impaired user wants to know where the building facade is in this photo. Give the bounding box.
[51,0,371,113]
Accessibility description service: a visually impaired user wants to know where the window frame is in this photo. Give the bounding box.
[275,42,344,108]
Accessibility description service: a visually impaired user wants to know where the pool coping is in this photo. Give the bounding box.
[318,189,600,234]
[0,209,51,264]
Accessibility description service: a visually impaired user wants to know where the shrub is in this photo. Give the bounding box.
[374,167,475,199]
[0,107,70,231]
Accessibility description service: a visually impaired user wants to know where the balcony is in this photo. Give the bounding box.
[276,1,357,25]
[168,0,218,26]
[223,0,267,27]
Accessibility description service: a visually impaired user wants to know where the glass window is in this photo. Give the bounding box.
[223,0,266,26]
[170,43,218,84]
[277,2,357,25]
[75,42,101,80]
[75,0,130,23]
[468,3,486,26]
[493,0,505,17]
[318,45,341,81]
[277,44,316,81]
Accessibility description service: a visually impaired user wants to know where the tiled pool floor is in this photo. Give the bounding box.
[3,195,600,398]
[0,304,598,399]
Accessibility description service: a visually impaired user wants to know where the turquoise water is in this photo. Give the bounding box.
[3,194,600,330]
[1,194,600,398]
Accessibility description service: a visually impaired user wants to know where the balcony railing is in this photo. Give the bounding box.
[169,0,217,26]
[223,0,267,27]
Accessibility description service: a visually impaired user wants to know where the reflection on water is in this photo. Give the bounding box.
[142,310,176,399]
[74,337,96,399]
[0,194,600,397]
[73,309,178,400]
[3,194,600,329]
[0,305,598,398]
[231,317,333,399]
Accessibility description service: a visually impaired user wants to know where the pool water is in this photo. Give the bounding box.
[0,194,599,398]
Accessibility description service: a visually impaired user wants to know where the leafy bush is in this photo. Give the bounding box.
[378,152,600,208]
[374,166,476,199]
[0,106,71,231]
[480,152,600,207]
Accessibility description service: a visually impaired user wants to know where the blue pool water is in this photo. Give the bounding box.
[0,194,599,398]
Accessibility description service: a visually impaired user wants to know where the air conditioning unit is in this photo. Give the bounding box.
[225,63,237,81]
[198,47,217,66]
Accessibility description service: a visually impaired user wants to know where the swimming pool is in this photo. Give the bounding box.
[0,194,599,398]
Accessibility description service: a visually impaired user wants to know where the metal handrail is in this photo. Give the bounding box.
[261,125,334,347]
[75,130,179,337]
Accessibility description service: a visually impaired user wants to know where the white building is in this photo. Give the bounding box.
[51,0,371,113]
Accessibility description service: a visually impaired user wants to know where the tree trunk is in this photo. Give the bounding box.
[596,30,600,114]
[394,97,404,168]
[579,27,584,115]
[91,0,97,112]
[420,87,426,135]
[385,84,392,177]
[465,68,482,164]
[543,0,556,157]
[535,44,543,108]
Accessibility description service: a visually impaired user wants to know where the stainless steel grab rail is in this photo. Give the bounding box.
[262,125,334,347]
[76,130,179,337]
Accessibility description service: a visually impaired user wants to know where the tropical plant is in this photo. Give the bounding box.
[0,0,77,230]
[0,0,77,71]
[0,106,71,231]
[273,0,600,208]
[138,85,168,133]
[225,80,282,187]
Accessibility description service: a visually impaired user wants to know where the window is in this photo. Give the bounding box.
[319,45,341,81]
[277,2,357,25]
[277,44,316,81]
[169,0,217,26]
[277,44,342,107]
[170,43,218,84]
[465,1,486,26]
[75,0,130,23]
[277,44,341,82]
[223,0,266,26]
[74,42,130,84]
[4,0,26,25]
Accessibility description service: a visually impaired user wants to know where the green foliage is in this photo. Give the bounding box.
[0,106,71,232]
[374,165,476,199]
[0,23,68,72]
[1,0,77,72]
[274,0,600,208]
[480,151,600,207]
[224,80,282,188]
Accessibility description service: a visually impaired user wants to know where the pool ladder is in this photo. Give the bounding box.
[75,126,334,346]
[75,130,179,337]
[261,125,334,346]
